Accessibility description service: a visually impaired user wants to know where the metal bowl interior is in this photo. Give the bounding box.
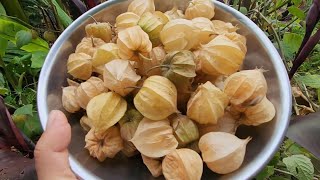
[37,0,291,179]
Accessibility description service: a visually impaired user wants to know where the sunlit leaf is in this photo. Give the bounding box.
[51,0,73,28]
[15,30,32,48]
[31,51,47,68]
[288,7,306,20]
[296,74,320,88]
[14,104,33,116]
[283,155,314,180]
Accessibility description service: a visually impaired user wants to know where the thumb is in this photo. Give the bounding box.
[35,110,76,180]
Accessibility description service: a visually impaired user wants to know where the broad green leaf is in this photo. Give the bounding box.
[51,0,73,28]
[0,3,6,15]
[256,166,274,180]
[282,33,303,59]
[296,75,320,88]
[14,104,33,116]
[31,51,47,68]
[0,87,8,95]
[269,152,281,166]
[0,17,49,52]
[0,37,7,57]
[292,0,302,6]
[15,30,32,48]
[283,155,314,180]
[288,7,306,20]
[23,113,42,139]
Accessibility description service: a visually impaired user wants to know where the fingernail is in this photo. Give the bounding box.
[46,110,65,129]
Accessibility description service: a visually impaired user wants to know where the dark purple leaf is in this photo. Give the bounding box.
[286,111,320,159]
[0,150,37,179]
[70,0,87,14]
[289,28,320,79]
[0,97,34,156]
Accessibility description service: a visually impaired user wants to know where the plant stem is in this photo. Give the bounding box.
[249,0,258,10]
[266,0,290,16]
[274,168,294,176]
[238,0,242,11]
[280,17,299,31]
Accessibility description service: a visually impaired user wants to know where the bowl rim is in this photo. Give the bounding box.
[37,0,292,179]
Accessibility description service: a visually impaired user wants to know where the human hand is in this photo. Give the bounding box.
[35,110,77,180]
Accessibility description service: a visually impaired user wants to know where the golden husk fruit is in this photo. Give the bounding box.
[162,148,203,180]
[76,77,107,109]
[141,155,163,177]
[85,126,123,162]
[75,37,105,57]
[86,92,127,134]
[164,7,185,20]
[199,132,251,174]
[185,0,215,20]
[116,12,140,31]
[92,43,119,67]
[211,20,238,35]
[198,112,239,136]
[67,53,92,80]
[138,11,169,46]
[117,26,152,61]
[130,118,178,158]
[198,35,246,76]
[192,17,215,46]
[85,22,112,42]
[134,76,178,120]
[225,32,247,54]
[137,46,166,76]
[172,114,199,146]
[160,19,200,51]
[223,69,267,106]
[67,78,80,87]
[62,86,80,113]
[127,0,155,16]
[187,81,229,124]
[103,59,141,96]
[240,96,276,126]
[80,115,92,132]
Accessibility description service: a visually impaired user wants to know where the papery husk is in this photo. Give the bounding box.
[192,17,215,46]
[122,141,139,157]
[116,12,140,31]
[85,22,112,42]
[75,37,105,57]
[187,81,229,124]
[92,43,119,67]
[134,76,178,120]
[223,69,267,106]
[164,7,185,20]
[160,19,200,51]
[185,0,215,20]
[127,0,155,16]
[240,96,276,126]
[76,77,107,109]
[141,155,163,177]
[85,127,123,162]
[171,114,199,146]
[162,148,203,180]
[80,115,92,132]
[211,20,238,35]
[225,32,247,54]
[197,112,239,136]
[62,86,80,113]
[137,46,166,76]
[117,26,152,61]
[138,12,169,46]
[103,59,141,96]
[67,53,92,80]
[198,35,246,76]
[67,78,80,87]
[130,118,178,158]
[199,132,251,174]
[86,92,127,134]
[161,51,196,107]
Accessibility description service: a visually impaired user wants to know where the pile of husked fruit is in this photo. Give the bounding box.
[61,0,276,178]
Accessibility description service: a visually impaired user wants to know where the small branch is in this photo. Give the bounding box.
[274,168,294,176]
[237,0,242,11]
[266,0,290,16]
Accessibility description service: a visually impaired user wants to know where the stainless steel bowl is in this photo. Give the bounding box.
[37,0,292,179]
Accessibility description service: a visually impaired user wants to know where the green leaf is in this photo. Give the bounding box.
[0,37,7,57]
[31,51,47,68]
[269,152,281,166]
[282,33,303,59]
[0,87,8,95]
[270,177,290,180]
[23,113,42,139]
[15,30,32,48]
[256,166,274,180]
[51,0,73,28]
[296,74,320,88]
[292,0,302,6]
[317,88,320,104]
[0,3,6,15]
[14,104,33,116]
[283,155,314,180]
[288,6,306,20]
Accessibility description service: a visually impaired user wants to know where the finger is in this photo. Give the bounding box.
[35,110,76,180]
